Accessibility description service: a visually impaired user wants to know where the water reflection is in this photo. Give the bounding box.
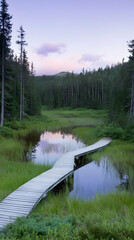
[23,130,134,199]
[26,131,86,165]
[69,156,123,200]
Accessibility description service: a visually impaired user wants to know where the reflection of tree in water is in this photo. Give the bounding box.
[41,142,61,153]
[74,155,92,170]
[75,154,134,194]
[51,173,74,195]
[22,130,85,164]
[19,130,41,162]
[26,146,36,162]
[102,156,134,192]
[19,130,41,146]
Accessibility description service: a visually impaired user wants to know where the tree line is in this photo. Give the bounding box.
[0,0,40,127]
[35,50,134,125]
[0,0,134,128]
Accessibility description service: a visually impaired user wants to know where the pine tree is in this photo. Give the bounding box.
[128,40,134,120]
[30,62,35,115]
[0,0,12,126]
[16,26,27,121]
[22,49,29,117]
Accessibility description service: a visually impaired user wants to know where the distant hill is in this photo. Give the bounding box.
[55,72,71,77]
[36,72,77,78]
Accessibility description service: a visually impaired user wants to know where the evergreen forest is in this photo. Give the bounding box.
[0,0,134,135]
[0,1,134,239]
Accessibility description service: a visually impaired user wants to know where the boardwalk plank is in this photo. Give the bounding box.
[0,138,111,229]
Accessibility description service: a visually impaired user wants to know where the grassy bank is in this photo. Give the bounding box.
[0,137,51,201]
[0,108,134,239]
[19,136,133,240]
[1,191,134,239]
[0,108,105,201]
[91,140,134,169]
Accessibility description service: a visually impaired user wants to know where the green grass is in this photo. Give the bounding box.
[30,190,134,239]
[0,108,134,239]
[91,140,134,172]
[0,157,50,201]
[0,137,25,162]
[0,108,105,201]
[0,158,50,201]
[15,108,106,135]
[1,191,134,239]
[0,136,51,200]
[73,127,99,145]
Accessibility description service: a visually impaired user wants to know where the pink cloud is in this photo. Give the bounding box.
[79,54,103,63]
[37,42,66,56]
[29,51,118,76]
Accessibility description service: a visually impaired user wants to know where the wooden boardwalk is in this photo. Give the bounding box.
[0,138,112,229]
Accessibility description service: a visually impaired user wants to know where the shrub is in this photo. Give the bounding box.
[97,122,134,141]
[97,123,124,139]
[0,126,14,137]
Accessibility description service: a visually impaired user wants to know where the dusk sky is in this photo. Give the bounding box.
[8,0,134,75]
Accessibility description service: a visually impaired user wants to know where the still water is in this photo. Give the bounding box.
[24,130,130,200]
[26,131,86,165]
[69,156,126,200]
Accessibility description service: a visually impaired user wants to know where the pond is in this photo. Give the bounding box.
[25,130,86,165]
[24,130,131,200]
[69,156,129,200]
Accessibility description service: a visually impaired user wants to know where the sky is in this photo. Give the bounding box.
[7,0,134,76]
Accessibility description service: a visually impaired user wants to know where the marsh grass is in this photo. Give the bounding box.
[32,190,134,218]
[2,108,106,139]
[3,190,134,239]
[1,108,134,239]
[0,108,105,199]
[0,137,51,200]
[91,140,134,169]
[90,140,134,193]
[73,127,98,145]
[0,156,51,201]
[0,108,105,201]
[16,191,133,239]
[0,137,25,162]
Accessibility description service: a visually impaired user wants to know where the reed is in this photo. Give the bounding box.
[0,156,51,201]
[0,108,105,201]
[21,191,134,240]
[0,136,51,200]
[1,108,134,239]
[91,140,134,169]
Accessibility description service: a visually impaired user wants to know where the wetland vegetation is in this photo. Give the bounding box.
[0,108,134,240]
[0,108,104,201]
[0,0,134,239]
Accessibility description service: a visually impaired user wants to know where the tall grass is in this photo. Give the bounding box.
[91,140,134,169]
[4,191,132,240]
[0,137,51,200]
[32,190,134,219]
[73,127,98,145]
[0,156,51,201]
[0,108,134,239]
[0,137,25,162]
[16,108,107,135]
[0,108,106,201]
